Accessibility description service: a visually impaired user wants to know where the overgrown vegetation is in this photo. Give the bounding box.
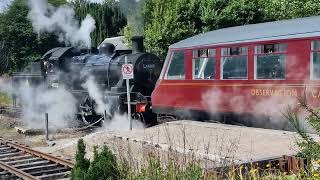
[285,96,320,160]
[71,138,206,180]
[71,136,320,180]
[71,139,120,180]
[0,92,10,105]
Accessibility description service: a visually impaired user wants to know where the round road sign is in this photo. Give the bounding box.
[122,64,134,79]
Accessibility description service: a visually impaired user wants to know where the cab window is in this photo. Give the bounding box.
[221,47,248,79]
[192,49,215,80]
[255,43,287,80]
[166,50,185,79]
[311,41,320,80]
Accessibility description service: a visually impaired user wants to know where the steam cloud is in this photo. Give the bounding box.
[81,76,145,130]
[81,76,110,115]
[201,87,309,131]
[0,79,77,131]
[27,0,96,48]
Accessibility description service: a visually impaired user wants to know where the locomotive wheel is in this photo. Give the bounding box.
[79,97,102,126]
[132,112,145,124]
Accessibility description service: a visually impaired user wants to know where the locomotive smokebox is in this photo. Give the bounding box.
[132,36,144,54]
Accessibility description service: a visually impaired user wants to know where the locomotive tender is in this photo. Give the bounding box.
[151,16,320,130]
[13,36,163,126]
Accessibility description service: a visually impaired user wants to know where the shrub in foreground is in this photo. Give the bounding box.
[70,139,119,180]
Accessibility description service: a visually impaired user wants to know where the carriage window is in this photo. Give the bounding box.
[166,50,185,79]
[221,47,248,79]
[192,49,215,80]
[255,43,287,80]
[311,41,320,79]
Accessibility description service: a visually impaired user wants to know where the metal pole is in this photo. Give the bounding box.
[45,113,49,141]
[125,56,132,130]
[104,110,107,121]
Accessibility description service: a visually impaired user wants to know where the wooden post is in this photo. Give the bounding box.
[104,110,107,121]
[45,113,49,141]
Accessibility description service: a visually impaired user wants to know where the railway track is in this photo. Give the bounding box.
[0,139,74,180]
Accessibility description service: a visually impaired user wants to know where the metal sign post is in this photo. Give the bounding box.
[122,56,134,130]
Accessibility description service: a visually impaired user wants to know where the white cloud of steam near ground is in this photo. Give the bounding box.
[81,76,145,130]
[201,87,304,130]
[0,74,145,131]
[81,76,110,115]
[0,79,77,131]
[103,114,145,131]
[27,0,96,48]
[20,86,77,130]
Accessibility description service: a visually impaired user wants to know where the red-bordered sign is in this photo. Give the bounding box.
[122,64,134,79]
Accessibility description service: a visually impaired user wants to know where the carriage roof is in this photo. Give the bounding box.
[170,16,320,49]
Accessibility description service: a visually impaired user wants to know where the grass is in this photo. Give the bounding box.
[0,92,11,105]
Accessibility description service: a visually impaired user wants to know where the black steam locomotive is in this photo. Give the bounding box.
[13,36,163,126]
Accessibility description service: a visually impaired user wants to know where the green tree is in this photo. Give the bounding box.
[72,0,127,47]
[144,0,201,58]
[71,138,90,180]
[218,0,272,28]
[85,146,120,180]
[0,0,65,75]
[265,0,320,20]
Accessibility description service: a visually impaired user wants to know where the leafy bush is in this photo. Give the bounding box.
[71,139,120,180]
[71,139,90,180]
[85,146,120,180]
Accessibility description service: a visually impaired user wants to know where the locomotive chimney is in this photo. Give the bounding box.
[131,36,144,54]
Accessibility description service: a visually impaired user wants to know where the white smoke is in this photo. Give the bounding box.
[81,76,145,130]
[81,76,110,115]
[27,0,96,48]
[103,113,145,131]
[0,80,77,131]
[20,86,77,130]
[201,87,310,131]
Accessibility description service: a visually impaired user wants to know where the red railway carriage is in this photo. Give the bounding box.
[151,16,320,129]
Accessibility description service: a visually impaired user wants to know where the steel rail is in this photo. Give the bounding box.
[1,140,74,168]
[0,161,39,180]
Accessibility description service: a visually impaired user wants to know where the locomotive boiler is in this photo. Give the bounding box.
[13,36,163,126]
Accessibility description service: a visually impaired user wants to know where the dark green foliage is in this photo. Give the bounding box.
[71,0,127,47]
[71,139,120,180]
[71,139,90,180]
[85,146,120,180]
[0,0,65,75]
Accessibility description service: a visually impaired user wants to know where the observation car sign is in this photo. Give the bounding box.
[122,64,134,79]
